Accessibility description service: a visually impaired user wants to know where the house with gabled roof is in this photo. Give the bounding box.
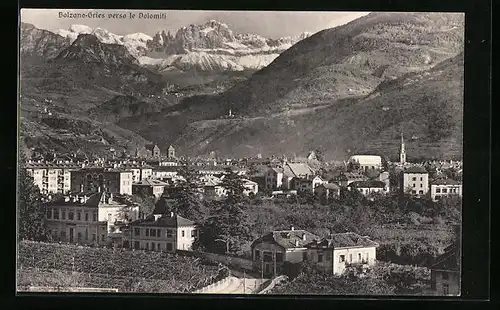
[122,210,198,253]
[347,180,388,196]
[430,178,462,202]
[132,178,169,198]
[250,227,320,277]
[305,232,379,275]
[265,162,316,191]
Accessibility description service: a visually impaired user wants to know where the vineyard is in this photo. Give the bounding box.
[17,241,225,293]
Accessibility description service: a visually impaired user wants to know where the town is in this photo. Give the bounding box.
[18,133,462,295]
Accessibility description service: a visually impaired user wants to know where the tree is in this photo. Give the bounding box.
[221,168,247,205]
[171,165,206,222]
[18,152,49,241]
[130,189,156,217]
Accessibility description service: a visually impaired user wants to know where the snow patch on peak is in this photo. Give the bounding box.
[123,33,153,43]
[69,24,93,34]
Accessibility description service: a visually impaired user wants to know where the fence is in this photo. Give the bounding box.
[192,275,231,294]
[19,286,119,293]
[257,275,288,294]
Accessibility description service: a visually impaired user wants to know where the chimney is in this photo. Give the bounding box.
[290,226,294,231]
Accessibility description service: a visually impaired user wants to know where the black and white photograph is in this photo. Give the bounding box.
[17,9,464,296]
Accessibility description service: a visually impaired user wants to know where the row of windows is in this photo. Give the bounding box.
[338,252,370,264]
[127,241,174,251]
[435,188,459,193]
[412,183,424,188]
[46,208,98,222]
[412,177,425,181]
[47,229,105,242]
[133,227,196,238]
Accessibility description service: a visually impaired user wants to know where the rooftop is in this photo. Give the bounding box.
[432,178,462,186]
[348,180,386,188]
[251,229,320,249]
[133,179,169,187]
[130,213,195,228]
[307,232,379,249]
[404,166,428,174]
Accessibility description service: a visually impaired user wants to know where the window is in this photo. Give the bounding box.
[46,209,52,219]
[93,212,97,221]
[166,243,173,251]
[85,213,89,221]
[255,250,261,260]
[134,241,140,249]
[420,183,423,187]
[166,229,172,238]
[276,252,284,263]
[413,183,416,187]
[349,254,353,262]
[151,229,157,237]
[146,229,150,237]
[182,230,185,237]
[443,284,449,295]
[157,243,161,251]
[101,234,105,241]
[358,253,362,261]
[419,190,424,194]
[436,188,441,193]
[85,229,88,240]
[157,229,161,237]
[191,230,196,237]
[442,188,448,193]
[412,177,416,181]
[77,212,81,221]
[420,177,423,181]
[146,242,149,250]
[77,232,82,241]
[134,228,140,236]
[442,272,449,280]
[53,209,59,220]
[317,252,324,263]
[339,255,345,263]
[60,231,66,240]
[366,252,370,261]
[61,210,66,220]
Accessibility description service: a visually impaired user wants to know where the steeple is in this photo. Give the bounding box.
[400,132,406,164]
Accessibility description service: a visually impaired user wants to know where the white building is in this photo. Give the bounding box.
[348,155,382,171]
[430,179,462,202]
[306,232,379,275]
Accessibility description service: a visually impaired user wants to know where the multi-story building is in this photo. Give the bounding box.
[132,179,168,198]
[26,162,81,195]
[117,164,153,183]
[152,166,179,180]
[251,227,319,277]
[122,210,198,252]
[430,225,461,296]
[305,232,379,275]
[70,167,133,195]
[314,183,341,200]
[347,155,382,171]
[400,166,429,197]
[293,175,327,194]
[331,172,368,187]
[430,178,463,202]
[265,162,315,191]
[241,179,259,196]
[44,192,140,245]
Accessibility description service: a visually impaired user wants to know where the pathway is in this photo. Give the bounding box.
[197,275,267,294]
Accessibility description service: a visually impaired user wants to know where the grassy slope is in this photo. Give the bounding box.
[122,12,464,160]
[137,52,463,160]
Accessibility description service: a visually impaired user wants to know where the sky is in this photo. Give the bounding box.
[20,9,370,38]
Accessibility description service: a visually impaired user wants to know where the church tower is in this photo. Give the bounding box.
[400,132,406,164]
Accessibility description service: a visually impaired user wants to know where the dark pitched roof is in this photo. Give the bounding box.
[431,244,460,271]
[133,179,169,187]
[347,180,386,188]
[316,183,340,190]
[404,166,428,174]
[130,213,195,228]
[251,229,320,249]
[431,178,461,186]
[306,232,379,249]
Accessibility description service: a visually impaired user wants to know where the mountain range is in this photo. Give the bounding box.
[19,12,464,160]
[53,20,311,72]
